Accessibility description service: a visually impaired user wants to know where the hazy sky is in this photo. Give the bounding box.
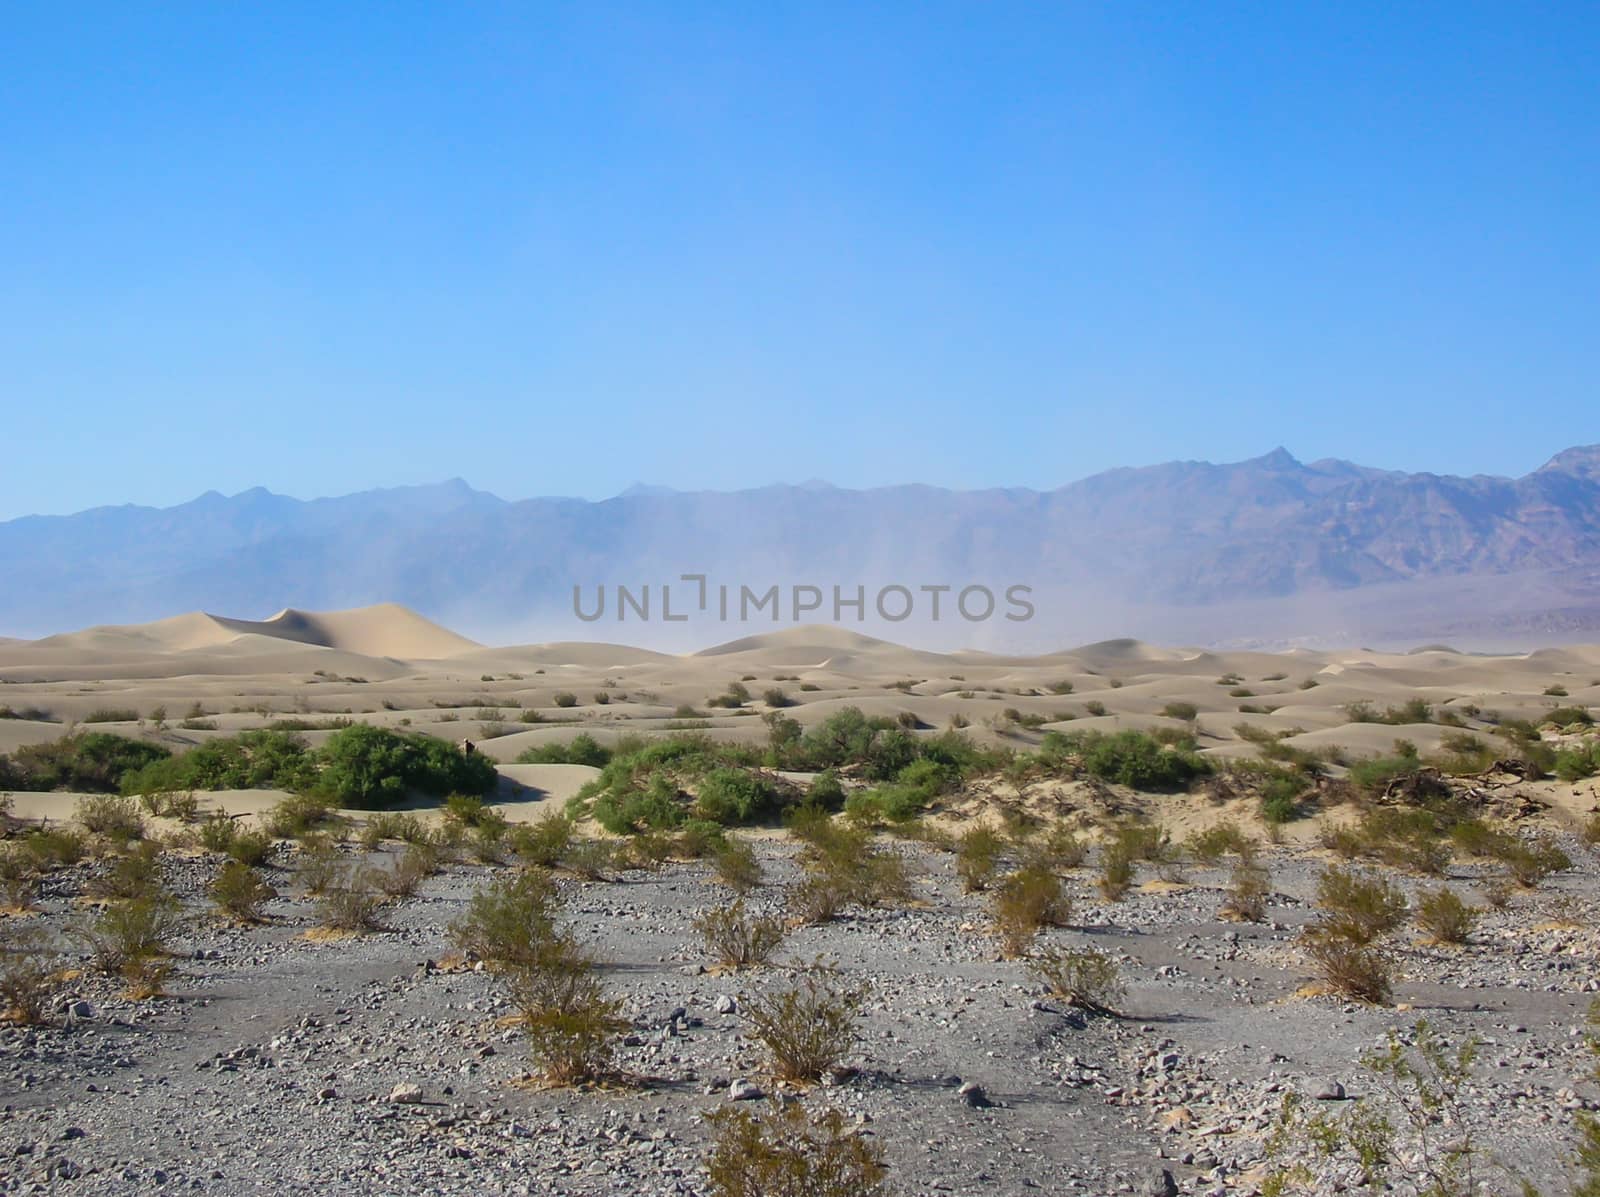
[2,3,1595,518]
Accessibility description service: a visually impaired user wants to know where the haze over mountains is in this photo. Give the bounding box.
[5,446,1600,650]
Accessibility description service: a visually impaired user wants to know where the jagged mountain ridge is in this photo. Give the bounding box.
[3,447,1599,643]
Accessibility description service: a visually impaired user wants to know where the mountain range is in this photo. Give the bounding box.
[5,446,1600,650]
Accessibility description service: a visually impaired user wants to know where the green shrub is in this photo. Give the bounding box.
[695,899,786,970]
[0,924,58,1024]
[704,1101,888,1197]
[1065,729,1208,789]
[1555,744,1600,783]
[315,864,385,932]
[1,732,170,793]
[741,967,866,1082]
[1220,858,1271,922]
[228,828,274,867]
[69,895,180,976]
[990,866,1071,957]
[695,768,786,826]
[198,813,239,854]
[449,870,561,966]
[1161,701,1199,722]
[122,730,315,795]
[956,825,1005,893]
[713,838,763,893]
[551,692,578,709]
[1301,932,1392,1004]
[211,861,276,922]
[261,793,341,839]
[87,843,164,901]
[1315,867,1408,944]
[1415,887,1476,945]
[515,733,612,767]
[505,933,626,1085]
[75,794,146,841]
[1029,946,1123,1013]
[806,771,846,811]
[509,810,575,867]
[316,724,497,809]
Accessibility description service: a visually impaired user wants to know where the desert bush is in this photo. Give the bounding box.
[315,724,496,809]
[3,732,169,793]
[504,933,626,1085]
[1497,832,1572,888]
[467,811,511,863]
[1220,858,1271,922]
[75,794,145,841]
[1320,825,1364,859]
[360,811,427,849]
[1161,701,1199,722]
[449,869,561,966]
[87,842,164,901]
[563,837,616,881]
[294,837,344,895]
[551,692,578,709]
[1018,823,1087,872]
[515,733,613,767]
[1030,945,1123,1013]
[0,924,58,1025]
[225,827,273,867]
[261,793,342,839]
[673,819,728,859]
[14,827,86,873]
[377,845,436,897]
[956,825,1005,893]
[1186,821,1257,865]
[787,874,843,925]
[741,967,867,1082]
[762,688,795,709]
[315,865,385,932]
[990,866,1071,957]
[510,810,575,867]
[211,860,276,921]
[1263,1021,1500,1194]
[805,771,846,811]
[1301,932,1393,1004]
[704,1099,888,1197]
[695,899,787,970]
[444,792,488,825]
[713,838,763,894]
[695,768,787,826]
[69,895,181,976]
[1097,845,1134,901]
[1059,729,1209,789]
[0,847,35,911]
[797,821,913,909]
[1315,867,1408,944]
[198,812,239,854]
[1415,887,1476,945]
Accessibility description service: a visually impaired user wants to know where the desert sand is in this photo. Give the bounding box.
[2,605,1598,1196]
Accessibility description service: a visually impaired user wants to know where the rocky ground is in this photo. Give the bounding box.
[3,832,1598,1197]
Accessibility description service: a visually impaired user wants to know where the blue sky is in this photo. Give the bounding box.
[1,3,1595,518]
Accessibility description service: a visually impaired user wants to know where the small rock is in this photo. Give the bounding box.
[1314,1080,1347,1101]
[728,1079,764,1101]
[1143,1166,1179,1197]
[958,1081,992,1108]
[714,994,737,1015]
[388,1083,425,1104]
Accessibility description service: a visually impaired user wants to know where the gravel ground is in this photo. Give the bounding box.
[3,835,1598,1196]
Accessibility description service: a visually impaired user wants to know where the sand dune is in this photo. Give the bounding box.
[1,611,1597,794]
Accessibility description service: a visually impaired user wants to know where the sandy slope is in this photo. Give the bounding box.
[1,607,1597,820]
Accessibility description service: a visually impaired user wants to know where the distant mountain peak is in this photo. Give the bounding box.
[617,482,679,499]
[1250,446,1301,470]
[1537,444,1600,482]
